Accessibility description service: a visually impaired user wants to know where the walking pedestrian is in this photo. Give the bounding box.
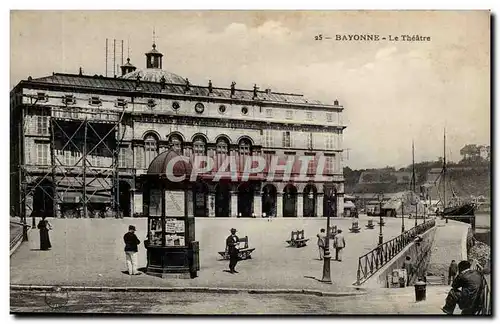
[226,228,240,273]
[333,229,346,261]
[317,228,326,260]
[448,260,458,285]
[442,260,485,315]
[123,225,141,275]
[37,216,52,250]
[402,256,413,285]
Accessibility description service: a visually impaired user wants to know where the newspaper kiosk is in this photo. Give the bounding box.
[143,150,199,279]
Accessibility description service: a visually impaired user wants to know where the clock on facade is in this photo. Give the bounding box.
[172,101,180,110]
[241,107,248,115]
[195,102,205,114]
[219,105,226,114]
[147,99,156,109]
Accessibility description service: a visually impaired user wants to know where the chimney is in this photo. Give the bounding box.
[208,80,213,93]
[334,99,339,106]
[265,88,272,94]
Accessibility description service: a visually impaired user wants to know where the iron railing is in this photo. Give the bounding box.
[356,219,436,285]
[474,261,491,315]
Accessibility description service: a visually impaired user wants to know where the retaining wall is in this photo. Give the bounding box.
[361,226,436,288]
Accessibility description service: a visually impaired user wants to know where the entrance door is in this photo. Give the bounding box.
[118,181,131,217]
[32,180,54,218]
[283,184,297,217]
[261,184,277,217]
[303,184,317,217]
[215,183,230,217]
[193,181,208,217]
[237,183,254,217]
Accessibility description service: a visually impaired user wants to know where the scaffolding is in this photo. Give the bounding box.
[17,93,128,223]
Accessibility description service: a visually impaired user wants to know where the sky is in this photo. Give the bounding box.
[10,10,490,169]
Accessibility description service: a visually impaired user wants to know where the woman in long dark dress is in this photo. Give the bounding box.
[37,216,52,250]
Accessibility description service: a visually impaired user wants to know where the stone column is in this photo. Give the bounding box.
[337,194,344,218]
[208,193,216,217]
[231,192,238,217]
[129,189,135,217]
[277,193,283,217]
[317,194,323,217]
[297,194,304,218]
[253,194,262,217]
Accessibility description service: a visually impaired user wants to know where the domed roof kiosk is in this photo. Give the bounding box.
[143,149,200,279]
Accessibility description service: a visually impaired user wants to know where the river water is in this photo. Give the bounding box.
[474,212,491,246]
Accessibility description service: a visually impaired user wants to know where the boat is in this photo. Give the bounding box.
[436,129,477,228]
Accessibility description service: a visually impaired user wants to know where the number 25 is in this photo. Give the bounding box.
[315,34,323,41]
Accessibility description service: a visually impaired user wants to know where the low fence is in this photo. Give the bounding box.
[355,219,436,285]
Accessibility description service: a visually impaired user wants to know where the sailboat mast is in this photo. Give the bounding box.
[412,140,416,193]
[443,129,447,209]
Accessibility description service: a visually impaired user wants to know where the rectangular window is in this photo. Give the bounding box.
[63,95,75,105]
[64,150,71,165]
[119,147,127,168]
[36,116,48,135]
[326,113,333,122]
[282,131,291,148]
[264,130,273,147]
[37,92,48,102]
[116,98,127,108]
[307,133,313,150]
[286,110,293,119]
[265,109,273,118]
[306,111,313,121]
[89,96,102,106]
[36,143,49,165]
[326,134,335,150]
[325,155,335,174]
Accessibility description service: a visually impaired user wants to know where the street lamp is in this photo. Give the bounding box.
[378,192,384,245]
[321,184,337,284]
[423,202,426,223]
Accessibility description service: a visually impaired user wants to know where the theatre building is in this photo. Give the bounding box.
[10,42,346,219]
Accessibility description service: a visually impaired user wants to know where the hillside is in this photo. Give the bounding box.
[344,163,490,198]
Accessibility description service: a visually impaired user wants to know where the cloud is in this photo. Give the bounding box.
[224,22,248,35]
[375,46,398,60]
[255,20,291,38]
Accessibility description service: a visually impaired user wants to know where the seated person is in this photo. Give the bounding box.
[442,260,484,315]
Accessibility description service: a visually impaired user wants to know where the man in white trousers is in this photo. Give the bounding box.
[123,225,141,275]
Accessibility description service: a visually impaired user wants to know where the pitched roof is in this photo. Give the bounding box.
[27,73,337,107]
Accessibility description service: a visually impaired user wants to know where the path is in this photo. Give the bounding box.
[10,215,423,292]
[10,285,454,314]
[427,219,469,277]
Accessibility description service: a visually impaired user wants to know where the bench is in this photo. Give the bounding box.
[366,219,375,229]
[349,220,361,233]
[218,236,255,260]
[286,229,309,248]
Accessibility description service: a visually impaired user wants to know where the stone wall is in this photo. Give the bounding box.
[362,226,437,288]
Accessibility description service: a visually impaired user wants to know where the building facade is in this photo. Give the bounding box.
[10,43,346,219]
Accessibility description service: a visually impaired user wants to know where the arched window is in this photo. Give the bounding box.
[239,138,251,156]
[169,134,183,153]
[144,135,158,167]
[216,138,229,155]
[192,136,206,155]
